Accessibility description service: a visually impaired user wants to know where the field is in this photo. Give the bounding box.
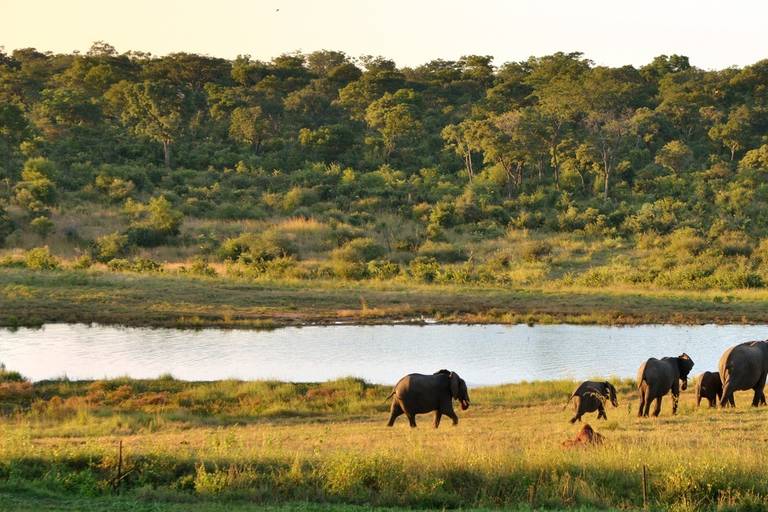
[1,375,768,511]
[3,266,768,329]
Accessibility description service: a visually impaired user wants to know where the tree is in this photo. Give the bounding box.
[229,105,277,154]
[655,140,694,176]
[117,80,190,168]
[708,105,754,162]
[526,53,593,189]
[365,89,423,163]
[0,102,30,173]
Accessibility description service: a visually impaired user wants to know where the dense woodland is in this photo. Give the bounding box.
[3,42,768,291]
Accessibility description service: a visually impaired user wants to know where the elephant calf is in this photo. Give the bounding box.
[695,371,723,408]
[563,380,618,423]
[386,369,470,428]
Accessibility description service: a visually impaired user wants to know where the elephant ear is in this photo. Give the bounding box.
[678,353,694,378]
[449,372,459,399]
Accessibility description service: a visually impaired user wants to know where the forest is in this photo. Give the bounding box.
[2,42,768,294]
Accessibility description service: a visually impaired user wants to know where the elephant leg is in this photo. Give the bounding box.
[597,405,607,420]
[442,405,459,426]
[387,402,404,427]
[637,391,647,417]
[708,397,717,408]
[652,397,662,417]
[672,394,679,415]
[407,414,417,428]
[570,413,580,424]
[434,410,442,428]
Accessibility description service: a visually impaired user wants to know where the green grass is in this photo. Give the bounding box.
[1,376,767,511]
[2,266,768,329]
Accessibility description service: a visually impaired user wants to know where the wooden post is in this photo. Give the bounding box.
[116,440,123,495]
[642,464,647,509]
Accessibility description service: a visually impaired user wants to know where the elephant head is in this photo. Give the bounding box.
[604,381,619,407]
[449,371,470,410]
[677,353,694,390]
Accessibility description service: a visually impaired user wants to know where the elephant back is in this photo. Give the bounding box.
[719,341,768,389]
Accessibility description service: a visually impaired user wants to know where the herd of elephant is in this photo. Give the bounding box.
[385,340,768,428]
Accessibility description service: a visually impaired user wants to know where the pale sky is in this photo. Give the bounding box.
[2,0,767,71]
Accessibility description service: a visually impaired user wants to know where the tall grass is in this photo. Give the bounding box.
[1,376,767,510]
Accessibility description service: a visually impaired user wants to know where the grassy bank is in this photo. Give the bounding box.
[1,375,768,511]
[1,266,768,329]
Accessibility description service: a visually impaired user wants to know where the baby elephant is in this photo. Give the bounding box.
[564,381,618,423]
[695,371,723,407]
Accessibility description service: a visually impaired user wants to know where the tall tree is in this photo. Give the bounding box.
[116,80,190,168]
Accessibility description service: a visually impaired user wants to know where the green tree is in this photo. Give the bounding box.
[0,102,30,173]
[365,89,423,163]
[116,80,190,168]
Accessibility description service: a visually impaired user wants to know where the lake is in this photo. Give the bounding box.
[1,323,766,386]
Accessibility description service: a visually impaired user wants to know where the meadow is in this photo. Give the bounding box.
[1,372,768,511]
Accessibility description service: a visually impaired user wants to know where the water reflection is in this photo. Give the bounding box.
[1,323,766,386]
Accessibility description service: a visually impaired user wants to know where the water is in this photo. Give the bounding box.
[1,323,766,386]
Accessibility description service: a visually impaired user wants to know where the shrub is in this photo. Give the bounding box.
[107,259,131,271]
[367,259,401,280]
[517,240,553,263]
[29,216,55,238]
[333,238,386,263]
[25,246,60,270]
[409,256,440,283]
[417,241,468,263]
[94,232,130,262]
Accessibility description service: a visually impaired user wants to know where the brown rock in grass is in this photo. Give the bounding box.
[562,423,604,447]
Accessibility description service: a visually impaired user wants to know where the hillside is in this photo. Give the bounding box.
[2,46,768,303]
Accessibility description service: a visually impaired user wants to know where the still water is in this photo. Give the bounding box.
[1,323,767,386]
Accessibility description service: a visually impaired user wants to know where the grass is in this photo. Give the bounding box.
[2,266,768,329]
[1,376,768,510]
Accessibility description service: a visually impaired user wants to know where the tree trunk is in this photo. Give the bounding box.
[163,139,171,169]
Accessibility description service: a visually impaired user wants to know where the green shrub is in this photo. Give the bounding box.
[25,246,60,270]
[29,216,55,238]
[107,259,131,271]
[367,259,401,280]
[94,232,129,262]
[333,237,386,263]
[409,256,440,283]
[517,240,552,263]
[417,241,468,263]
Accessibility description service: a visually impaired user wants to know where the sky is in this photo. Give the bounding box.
[2,0,767,71]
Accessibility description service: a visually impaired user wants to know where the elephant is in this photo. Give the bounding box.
[563,380,618,423]
[386,369,470,428]
[719,340,768,407]
[637,353,694,417]
[695,371,723,407]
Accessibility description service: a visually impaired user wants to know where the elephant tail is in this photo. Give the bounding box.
[382,391,395,404]
[562,395,574,410]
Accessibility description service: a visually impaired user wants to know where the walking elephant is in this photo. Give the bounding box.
[695,371,722,407]
[386,369,470,428]
[719,340,768,407]
[563,381,618,423]
[637,353,694,417]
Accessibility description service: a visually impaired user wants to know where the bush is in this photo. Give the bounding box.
[417,241,468,263]
[94,232,129,262]
[409,256,440,283]
[333,238,387,263]
[29,216,55,238]
[517,240,552,263]
[25,246,60,270]
[367,259,401,280]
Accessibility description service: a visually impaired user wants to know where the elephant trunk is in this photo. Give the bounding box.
[681,378,688,391]
[460,399,470,410]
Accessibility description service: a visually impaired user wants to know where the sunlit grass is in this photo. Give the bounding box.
[2,377,768,510]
